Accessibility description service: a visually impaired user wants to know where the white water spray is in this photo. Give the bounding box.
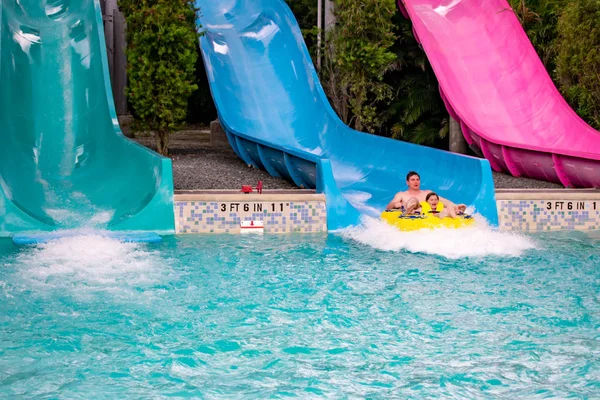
[16,234,169,293]
[340,216,537,259]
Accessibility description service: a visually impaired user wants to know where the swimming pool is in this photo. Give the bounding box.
[0,222,598,398]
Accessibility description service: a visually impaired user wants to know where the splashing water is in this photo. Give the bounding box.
[15,233,169,293]
[340,216,537,258]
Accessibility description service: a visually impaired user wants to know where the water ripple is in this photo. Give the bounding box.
[0,232,597,398]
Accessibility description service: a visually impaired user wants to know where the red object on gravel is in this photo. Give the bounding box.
[241,181,263,194]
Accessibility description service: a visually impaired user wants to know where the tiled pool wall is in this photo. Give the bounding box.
[174,190,600,234]
[496,190,600,231]
[174,193,327,234]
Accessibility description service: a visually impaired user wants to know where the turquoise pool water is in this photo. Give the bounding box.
[0,224,598,398]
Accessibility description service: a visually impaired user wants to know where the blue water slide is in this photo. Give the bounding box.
[195,0,497,229]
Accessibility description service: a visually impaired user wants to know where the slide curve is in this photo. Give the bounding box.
[398,0,600,188]
[0,0,175,236]
[195,0,498,229]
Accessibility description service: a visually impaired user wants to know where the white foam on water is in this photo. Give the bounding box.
[16,233,169,295]
[340,216,537,259]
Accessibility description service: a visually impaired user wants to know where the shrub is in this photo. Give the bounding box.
[119,0,200,155]
[323,0,398,133]
[555,0,600,129]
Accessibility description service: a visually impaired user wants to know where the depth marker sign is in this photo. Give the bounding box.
[240,220,264,234]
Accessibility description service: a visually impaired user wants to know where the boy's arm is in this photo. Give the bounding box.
[439,196,464,217]
[439,196,466,209]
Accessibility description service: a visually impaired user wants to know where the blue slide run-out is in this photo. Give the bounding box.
[195,0,497,229]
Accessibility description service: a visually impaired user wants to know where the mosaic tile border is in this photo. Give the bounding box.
[174,194,327,234]
[173,190,600,233]
[497,199,600,231]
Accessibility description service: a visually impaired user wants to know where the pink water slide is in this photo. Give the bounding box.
[398,0,600,188]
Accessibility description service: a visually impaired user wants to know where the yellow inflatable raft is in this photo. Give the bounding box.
[380,201,475,232]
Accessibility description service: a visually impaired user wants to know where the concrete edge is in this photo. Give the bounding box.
[496,189,600,200]
[174,193,326,202]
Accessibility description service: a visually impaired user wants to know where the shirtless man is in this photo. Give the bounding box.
[385,171,466,216]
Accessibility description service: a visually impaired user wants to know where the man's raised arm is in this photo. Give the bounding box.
[386,193,404,210]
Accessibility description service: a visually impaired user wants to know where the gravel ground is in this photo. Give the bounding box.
[134,131,565,190]
[492,171,563,189]
[134,131,297,190]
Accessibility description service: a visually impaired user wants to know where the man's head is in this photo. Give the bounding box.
[406,171,421,190]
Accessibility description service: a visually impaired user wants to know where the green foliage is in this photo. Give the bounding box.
[285,0,318,29]
[388,74,448,145]
[386,17,448,146]
[187,43,217,125]
[323,0,398,133]
[555,0,600,129]
[119,0,200,155]
[284,0,319,57]
[508,0,565,77]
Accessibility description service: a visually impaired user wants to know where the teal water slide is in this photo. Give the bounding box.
[0,0,174,236]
